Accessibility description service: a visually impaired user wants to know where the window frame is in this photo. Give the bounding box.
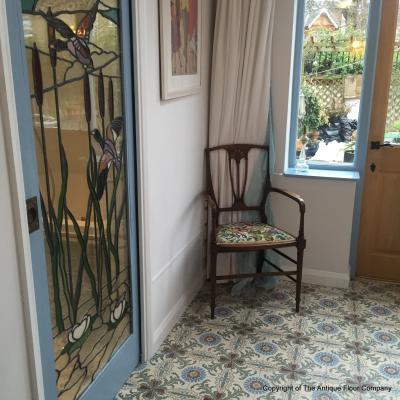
[287,0,381,174]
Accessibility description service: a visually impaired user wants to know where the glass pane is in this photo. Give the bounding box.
[21,1,131,399]
[296,0,370,167]
[384,1,400,145]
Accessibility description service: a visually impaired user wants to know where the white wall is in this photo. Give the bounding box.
[134,0,214,357]
[270,0,356,288]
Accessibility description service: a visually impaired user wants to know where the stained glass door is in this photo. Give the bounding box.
[4,0,140,399]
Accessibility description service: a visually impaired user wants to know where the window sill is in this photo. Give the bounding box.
[284,168,360,181]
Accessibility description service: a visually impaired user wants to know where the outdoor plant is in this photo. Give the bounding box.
[301,86,323,132]
[302,19,371,77]
[392,120,400,131]
[343,140,356,163]
[325,102,351,119]
[344,141,356,152]
[388,120,400,143]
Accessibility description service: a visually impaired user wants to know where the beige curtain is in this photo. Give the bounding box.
[208,0,276,276]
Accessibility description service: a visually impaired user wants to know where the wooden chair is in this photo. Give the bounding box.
[204,144,306,318]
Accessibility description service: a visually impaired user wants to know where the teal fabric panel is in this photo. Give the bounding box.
[231,102,280,296]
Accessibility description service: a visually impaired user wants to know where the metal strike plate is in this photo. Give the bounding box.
[26,197,40,233]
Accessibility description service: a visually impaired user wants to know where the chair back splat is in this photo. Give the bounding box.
[205,144,270,223]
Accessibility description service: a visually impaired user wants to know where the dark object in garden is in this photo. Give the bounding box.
[319,125,341,142]
[306,141,319,158]
[329,115,357,142]
[344,150,355,163]
[319,116,357,143]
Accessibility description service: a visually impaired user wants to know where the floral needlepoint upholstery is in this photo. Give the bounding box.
[216,222,295,246]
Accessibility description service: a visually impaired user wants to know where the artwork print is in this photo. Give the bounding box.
[170,0,198,75]
[159,0,201,99]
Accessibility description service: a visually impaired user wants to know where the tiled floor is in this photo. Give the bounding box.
[116,279,400,399]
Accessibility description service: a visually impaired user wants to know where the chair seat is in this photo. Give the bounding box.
[216,222,296,247]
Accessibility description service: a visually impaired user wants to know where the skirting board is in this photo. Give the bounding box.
[281,265,350,289]
[302,267,350,289]
[150,273,205,358]
[279,264,350,289]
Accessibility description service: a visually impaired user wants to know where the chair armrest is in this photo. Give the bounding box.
[202,192,218,239]
[269,187,305,214]
[268,187,306,248]
[202,191,217,210]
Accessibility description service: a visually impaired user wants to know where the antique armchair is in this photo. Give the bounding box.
[204,144,306,318]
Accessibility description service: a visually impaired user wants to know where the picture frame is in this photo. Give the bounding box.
[159,0,202,100]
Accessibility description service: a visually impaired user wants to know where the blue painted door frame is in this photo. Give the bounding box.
[4,1,140,399]
[290,0,383,276]
[349,1,382,277]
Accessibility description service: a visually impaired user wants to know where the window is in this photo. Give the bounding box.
[290,0,372,170]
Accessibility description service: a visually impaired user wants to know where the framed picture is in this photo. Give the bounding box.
[159,0,202,100]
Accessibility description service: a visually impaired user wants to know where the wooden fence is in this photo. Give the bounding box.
[303,49,400,128]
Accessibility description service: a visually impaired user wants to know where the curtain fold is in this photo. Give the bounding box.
[231,103,279,295]
[208,0,277,284]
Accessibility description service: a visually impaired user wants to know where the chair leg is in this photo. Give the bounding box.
[256,251,264,273]
[210,245,217,319]
[296,246,304,313]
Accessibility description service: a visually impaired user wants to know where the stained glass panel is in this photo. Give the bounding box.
[21,1,132,398]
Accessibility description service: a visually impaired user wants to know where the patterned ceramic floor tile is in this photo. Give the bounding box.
[352,279,400,303]
[302,290,355,317]
[116,278,400,400]
[354,323,400,357]
[354,299,400,326]
[298,313,356,346]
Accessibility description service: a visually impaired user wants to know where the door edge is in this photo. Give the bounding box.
[0,2,44,399]
[131,0,152,361]
[349,0,383,278]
